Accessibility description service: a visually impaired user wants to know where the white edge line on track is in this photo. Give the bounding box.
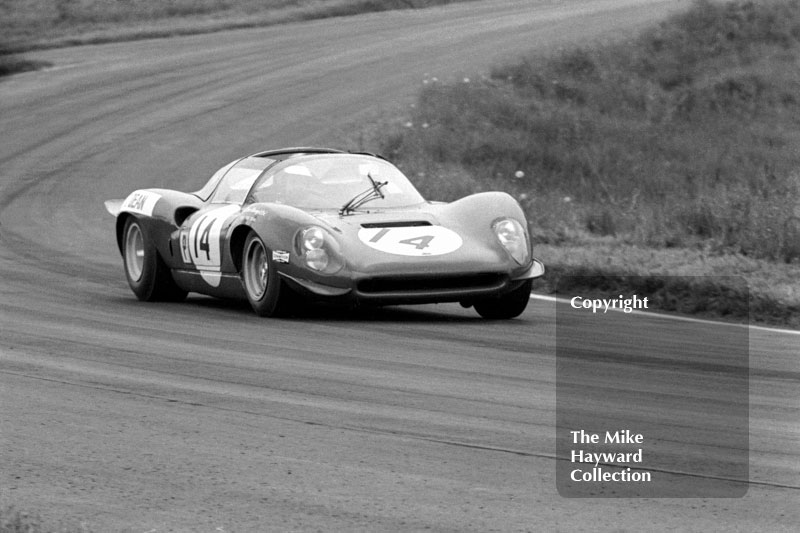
[529,293,800,336]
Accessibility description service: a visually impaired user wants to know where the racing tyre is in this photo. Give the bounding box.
[123,217,187,302]
[474,279,532,319]
[241,232,291,317]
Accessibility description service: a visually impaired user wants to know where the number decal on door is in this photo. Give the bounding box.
[197,217,213,261]
[183,205,240,286]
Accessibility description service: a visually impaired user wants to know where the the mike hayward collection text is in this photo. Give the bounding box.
[569,430,652,483]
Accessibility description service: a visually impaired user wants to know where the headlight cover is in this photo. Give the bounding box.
[297,226,343,274]
[493,218,530,265]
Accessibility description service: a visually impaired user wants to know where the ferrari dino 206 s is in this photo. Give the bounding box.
[105,148,545,318]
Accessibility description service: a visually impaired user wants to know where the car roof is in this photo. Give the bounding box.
[249,147,386,162]
[194,148,392,202]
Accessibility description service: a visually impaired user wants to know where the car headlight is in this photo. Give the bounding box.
[298,226,342,273]
[493,218,530,265]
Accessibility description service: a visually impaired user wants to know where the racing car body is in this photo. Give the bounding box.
[105,148,544,318]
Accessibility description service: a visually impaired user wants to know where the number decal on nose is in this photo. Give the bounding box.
[358,226,462,256]
[398,235,434,250]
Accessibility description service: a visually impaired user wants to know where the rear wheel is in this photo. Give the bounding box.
[241,232,291,317]
[122,217,186,302]
[474,279,532,319]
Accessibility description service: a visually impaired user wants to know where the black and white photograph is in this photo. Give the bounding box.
[1,0,798,531]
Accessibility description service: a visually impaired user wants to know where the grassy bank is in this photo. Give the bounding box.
[1,0,475,54]
[536,243,800,326]
[369,0,800,326]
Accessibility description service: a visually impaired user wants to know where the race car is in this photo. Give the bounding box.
[105,148,544,319]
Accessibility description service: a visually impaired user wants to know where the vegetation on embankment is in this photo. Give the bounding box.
[538,242,799,326]
[371,0,800,326]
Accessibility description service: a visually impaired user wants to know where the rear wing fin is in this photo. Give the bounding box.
[104,199,123,217]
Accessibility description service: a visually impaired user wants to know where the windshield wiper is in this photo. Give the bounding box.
[339,174,388,215]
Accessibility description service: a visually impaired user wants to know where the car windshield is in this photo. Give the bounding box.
[246,154,425,210]
[209,156,275,204]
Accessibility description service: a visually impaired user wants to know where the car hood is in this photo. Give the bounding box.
[305,197,525,276]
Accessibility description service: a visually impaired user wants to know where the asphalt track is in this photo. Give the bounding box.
[1,0,798,530]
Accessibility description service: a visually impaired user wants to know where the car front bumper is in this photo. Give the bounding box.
[280,258,545,305]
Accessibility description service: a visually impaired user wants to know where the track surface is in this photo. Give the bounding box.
[1,0,798,530]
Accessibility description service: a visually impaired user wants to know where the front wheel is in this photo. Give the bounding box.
[241,232,291,317]
[122,217,186,302]
[474,279,532,319]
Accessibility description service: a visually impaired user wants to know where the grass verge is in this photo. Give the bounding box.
[535,243,800,327]
[1,0,477,77]
[0,55,51,77]
[1,0,477,53]
[365,0,800,326]
[0,506,90,533]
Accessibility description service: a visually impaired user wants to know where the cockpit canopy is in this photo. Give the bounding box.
[197,152,425,211]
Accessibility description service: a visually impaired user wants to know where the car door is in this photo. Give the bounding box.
[171,156,274,287]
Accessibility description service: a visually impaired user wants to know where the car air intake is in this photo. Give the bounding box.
[360,221,432,228]
[358,273,505,294]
